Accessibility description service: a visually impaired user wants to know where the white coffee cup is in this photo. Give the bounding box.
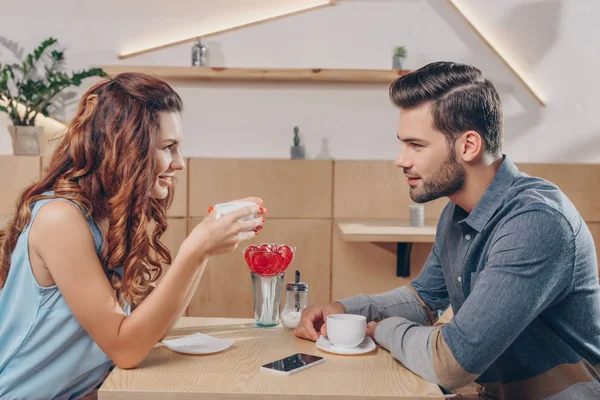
[214,201,257,221]
[326,314,367,349]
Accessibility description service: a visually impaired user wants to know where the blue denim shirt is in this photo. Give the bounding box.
[341,156,600,399]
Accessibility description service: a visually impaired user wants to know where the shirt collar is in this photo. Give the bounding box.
[455,155,519,232]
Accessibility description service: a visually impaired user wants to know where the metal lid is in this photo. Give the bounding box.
[286,282,308,292]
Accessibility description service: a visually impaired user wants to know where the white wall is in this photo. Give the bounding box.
[1,0,598,162]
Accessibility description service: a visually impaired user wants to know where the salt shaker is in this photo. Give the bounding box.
[281,270,308,331]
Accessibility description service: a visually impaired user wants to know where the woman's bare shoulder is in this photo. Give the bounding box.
[29,199,95,249]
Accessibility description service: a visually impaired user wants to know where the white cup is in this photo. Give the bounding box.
[214,201,257,221]
[326,314,367,349]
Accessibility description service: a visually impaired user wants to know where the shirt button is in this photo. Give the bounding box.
[465,234,471,241]
[458,276,462,283]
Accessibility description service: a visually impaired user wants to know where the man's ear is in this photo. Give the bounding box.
[456,130,483,162]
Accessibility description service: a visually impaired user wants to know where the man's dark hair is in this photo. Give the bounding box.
[390,61,503,156]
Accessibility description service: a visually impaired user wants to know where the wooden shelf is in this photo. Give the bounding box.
[99,66,411,83]
[337,219,436,277]
[337,219,436,243]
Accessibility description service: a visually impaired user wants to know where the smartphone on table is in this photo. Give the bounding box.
[260,353,325,376]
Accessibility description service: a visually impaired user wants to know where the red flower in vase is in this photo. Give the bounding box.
[244,243,295,276]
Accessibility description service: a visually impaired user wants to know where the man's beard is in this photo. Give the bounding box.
[408,151,466,203]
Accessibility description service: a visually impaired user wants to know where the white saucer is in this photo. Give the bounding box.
[162,332,234,355]
[315,335,376,355]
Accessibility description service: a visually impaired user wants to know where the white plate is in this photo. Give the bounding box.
[162,332,234,355]
[315,335,376,355]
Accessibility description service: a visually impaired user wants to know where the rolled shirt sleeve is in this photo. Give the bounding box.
[339,285,436,327]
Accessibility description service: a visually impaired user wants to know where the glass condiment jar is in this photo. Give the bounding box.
[281,271,308,331]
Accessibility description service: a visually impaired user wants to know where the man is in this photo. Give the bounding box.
[295,62,600,399]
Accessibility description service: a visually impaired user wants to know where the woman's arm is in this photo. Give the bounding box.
[30,200,261,369]
[157,262,207,341]
[157,197,265,340]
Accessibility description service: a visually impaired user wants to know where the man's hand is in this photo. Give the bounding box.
[294,302,346,341]
[366,321,382,343]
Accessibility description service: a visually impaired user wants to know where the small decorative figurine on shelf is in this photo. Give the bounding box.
[290,126,306,160]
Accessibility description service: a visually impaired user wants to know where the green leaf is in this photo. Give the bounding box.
[0,36,102,125]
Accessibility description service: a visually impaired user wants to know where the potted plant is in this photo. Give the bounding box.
[392,46,406,70]
[0,37,105,155]
[290,126,305,160]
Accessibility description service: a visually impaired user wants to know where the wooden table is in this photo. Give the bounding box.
[99,317,444,399]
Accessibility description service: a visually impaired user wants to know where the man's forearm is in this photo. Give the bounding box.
[338,286,437,326]
[374,317,476,391]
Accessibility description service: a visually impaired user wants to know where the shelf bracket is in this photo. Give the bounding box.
[396,242,412,277]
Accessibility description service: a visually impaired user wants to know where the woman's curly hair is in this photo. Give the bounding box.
[0,72,183,308]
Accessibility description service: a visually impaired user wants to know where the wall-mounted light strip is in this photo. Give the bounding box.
[118,0,336,60]
[446,0,545,106]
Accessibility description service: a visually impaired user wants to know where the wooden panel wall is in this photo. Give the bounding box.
[332,233,432,300]
[0,156,41,217]
[0,156,41,229]
[333,161,448,220]
[186,158,334,317]
[1,156,598,318]
[332,160,441,298]
[188,158,333,218]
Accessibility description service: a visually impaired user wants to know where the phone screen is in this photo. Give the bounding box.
[261,353,324,373]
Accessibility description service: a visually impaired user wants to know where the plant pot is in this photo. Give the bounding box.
[392,56,405,70]
[290,145,305,160]
[8,126,43,155]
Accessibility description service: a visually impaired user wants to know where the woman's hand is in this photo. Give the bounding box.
[182,200,265,262]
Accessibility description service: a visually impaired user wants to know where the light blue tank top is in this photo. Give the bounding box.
[0,195,128,399]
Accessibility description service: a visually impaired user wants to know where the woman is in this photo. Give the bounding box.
[0,73,265,399]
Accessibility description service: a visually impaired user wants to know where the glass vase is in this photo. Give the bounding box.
[251,272,285,327]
